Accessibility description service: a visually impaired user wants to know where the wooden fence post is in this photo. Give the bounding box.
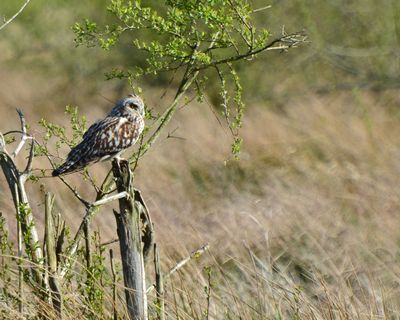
[112,159,147,320]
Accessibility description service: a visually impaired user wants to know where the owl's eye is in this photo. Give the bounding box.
[128,103,136,109]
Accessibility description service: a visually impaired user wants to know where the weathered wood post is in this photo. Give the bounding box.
[112,159,147,320]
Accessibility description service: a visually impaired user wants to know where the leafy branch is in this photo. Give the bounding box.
[26,1,307,274]
[73,0,307,162]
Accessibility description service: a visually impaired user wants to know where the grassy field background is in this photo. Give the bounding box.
[1,0,400,319]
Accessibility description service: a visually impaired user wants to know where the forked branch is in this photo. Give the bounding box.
[0,109,43,284]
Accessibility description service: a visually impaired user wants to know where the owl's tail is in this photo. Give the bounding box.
[52,160,82,176]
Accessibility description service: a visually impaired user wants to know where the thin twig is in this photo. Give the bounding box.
[194,31,307,71]
[91,191,128,207]
[100,238,119,247]
[167,244,209,277]
[253,5,272,13]
[109,249,118,320]
[3,130,26,136]
[154,243,165,320]
[0,0,32,32]
[147,244,209,293]
[165,127,185,141]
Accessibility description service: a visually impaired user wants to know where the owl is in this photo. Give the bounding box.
[52,94,145,176]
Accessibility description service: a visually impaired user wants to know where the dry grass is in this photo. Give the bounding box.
[1,1,400,318]
[1,68,400,318]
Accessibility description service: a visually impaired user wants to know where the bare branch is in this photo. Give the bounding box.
[0,0,32,32]
[3,130,26,136]
[253,5,272,13]
[194,31,308,71]
[166,244,209,278]
[100,238,119,247]
[0,132,6,154]
[0,110,43,284]
[91,191,128,207]
[147,244,209,293]
[12,109,33,158]
[22,138,35,177]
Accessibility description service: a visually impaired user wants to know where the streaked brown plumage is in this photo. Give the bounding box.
[52,94,145,176]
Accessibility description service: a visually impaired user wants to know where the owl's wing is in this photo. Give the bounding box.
[89,116,143,158]
[82,119,102,140]
[52,115,143,176]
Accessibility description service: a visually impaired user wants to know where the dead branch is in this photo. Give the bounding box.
[194,31,308,71]
[12,109,32,158]
[91,191,128,207]
[0,0,32,32]
[0,109,43,284]
[147,244,209,294]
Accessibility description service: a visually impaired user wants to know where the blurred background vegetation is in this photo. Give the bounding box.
[2,0,400,106]
[2,0,400,318]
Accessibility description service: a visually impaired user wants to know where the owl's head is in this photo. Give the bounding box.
[109,94,145,118]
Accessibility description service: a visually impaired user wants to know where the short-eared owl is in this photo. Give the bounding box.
[52,94,145,176]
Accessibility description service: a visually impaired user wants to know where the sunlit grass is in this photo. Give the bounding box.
[2,88,400,318]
